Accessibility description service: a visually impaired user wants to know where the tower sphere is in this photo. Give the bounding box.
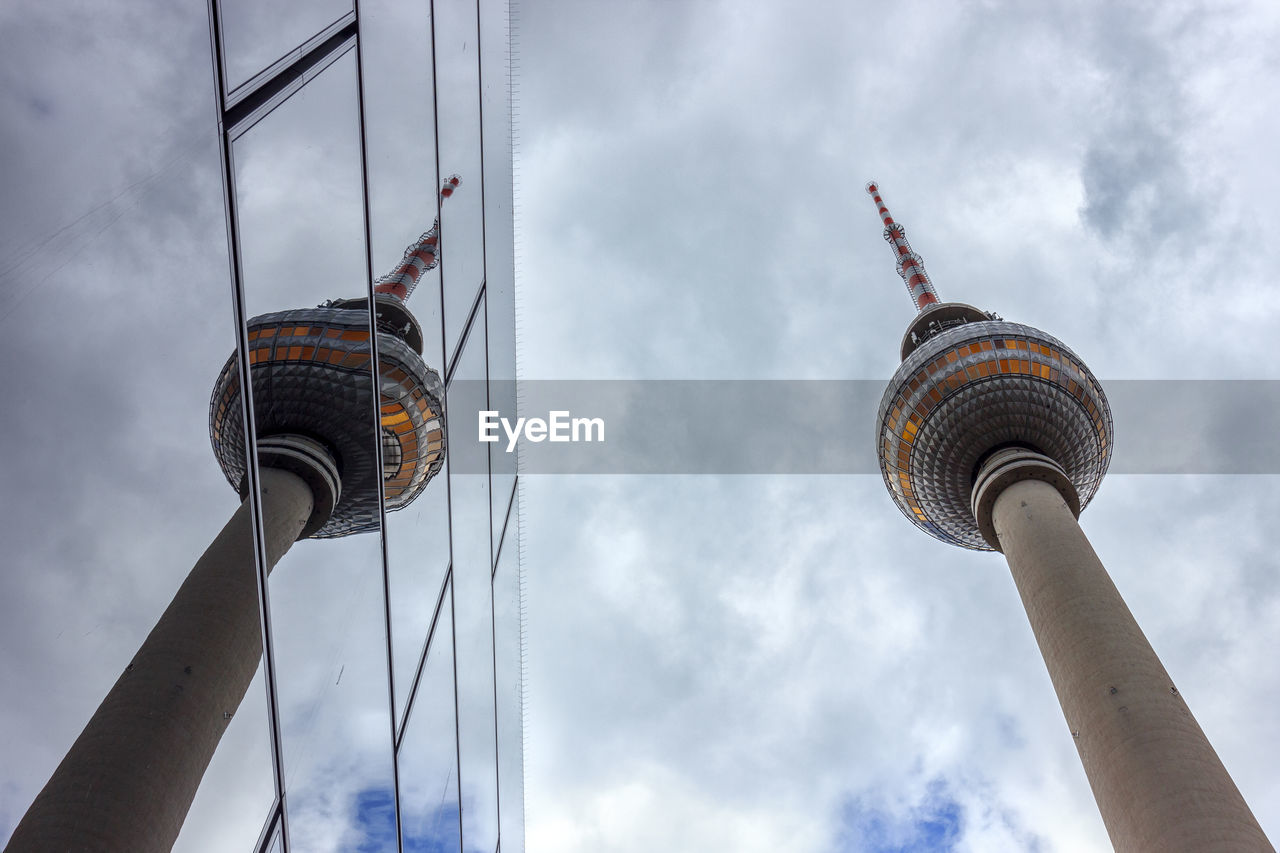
[876,303,1112,550]
[209,297,446,539]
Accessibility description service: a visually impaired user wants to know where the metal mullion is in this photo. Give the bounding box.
[445,279,487,387]
[448,566,465,853]
[228,143,295,853]
[350,3,405,851]
[210,0,231,106]
[226,10,354,103]
[491,475,517,581]
[206,0,292,849]
[225,13,356,119]
[424,2,463,850]
[474,3,505,841]
[515,475,528,853]
[473,0,492,379]
[426,0,448,392]
[225,19,358,142]
[252,800,283,853]
[395,568,455,751]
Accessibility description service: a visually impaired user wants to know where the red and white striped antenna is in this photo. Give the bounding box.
[866,181,939,312]
[373,174,462,301]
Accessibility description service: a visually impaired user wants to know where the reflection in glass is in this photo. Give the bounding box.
[223,50,398,849]
[358,0,456,730]
[266,822,284,853]
[387,455,452,729]
[358,0,443,340]
[433,0,487,360]
[190,0,519,849]
[265,532,395,851]
[487,377,515,566]
[233,56,365,319]
[485,277,515,556]
[368,208,452,732]
[477,0,517,559]
[448,321,498,853]
[493,498,524,853]
[399,581,462,853]
[219,0,354,93]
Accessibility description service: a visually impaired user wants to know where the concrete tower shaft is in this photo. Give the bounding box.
[4,468,315,852]
[987,468,1273,851]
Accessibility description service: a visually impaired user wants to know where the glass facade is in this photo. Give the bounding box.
[87,2,516,851]
[203,1,521,849]
[0,0,516,846]
[0,3,519,845]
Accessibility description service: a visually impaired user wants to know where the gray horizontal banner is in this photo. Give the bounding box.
[444,380,1280,475]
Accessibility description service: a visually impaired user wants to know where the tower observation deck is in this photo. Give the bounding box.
[208,175,459,539]
[866,182,1272,851]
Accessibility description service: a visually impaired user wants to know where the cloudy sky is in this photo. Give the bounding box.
[3,0,1280,851]
[514,1,1280,850]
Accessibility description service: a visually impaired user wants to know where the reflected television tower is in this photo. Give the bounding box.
[867,181,1271,851]
[5,177,461,853]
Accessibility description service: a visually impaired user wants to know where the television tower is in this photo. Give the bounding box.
[867,181,1272,851]
[5,177,460,853]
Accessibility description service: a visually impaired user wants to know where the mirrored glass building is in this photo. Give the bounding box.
[1,1,521,851]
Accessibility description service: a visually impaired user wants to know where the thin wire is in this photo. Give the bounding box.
[0,134,202,327]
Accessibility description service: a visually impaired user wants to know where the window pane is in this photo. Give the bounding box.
[398,580,462,853]
[448,322,498,853]
[434,0,486,362]
[493,497,525,853]
[387,455,452,731]
[360,0,453,731]
[220,0,354,92]
[228,51,398,850]
[359,0,442,343]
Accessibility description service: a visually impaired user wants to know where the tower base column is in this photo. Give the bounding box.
[988,473,1271,852]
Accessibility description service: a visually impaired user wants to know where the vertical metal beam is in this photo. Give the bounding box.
[205,1,293,847]
[474,7,505,845]
[424,3,465,852]
[350,2,407,849]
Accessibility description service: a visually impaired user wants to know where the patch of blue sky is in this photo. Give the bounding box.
[402,800,462,853]
[351,784,461,852]
[354,787,398,853]
[835,778,963,853]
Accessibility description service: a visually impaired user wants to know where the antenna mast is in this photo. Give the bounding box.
[373,174,462,301]
[866,181,939,312]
